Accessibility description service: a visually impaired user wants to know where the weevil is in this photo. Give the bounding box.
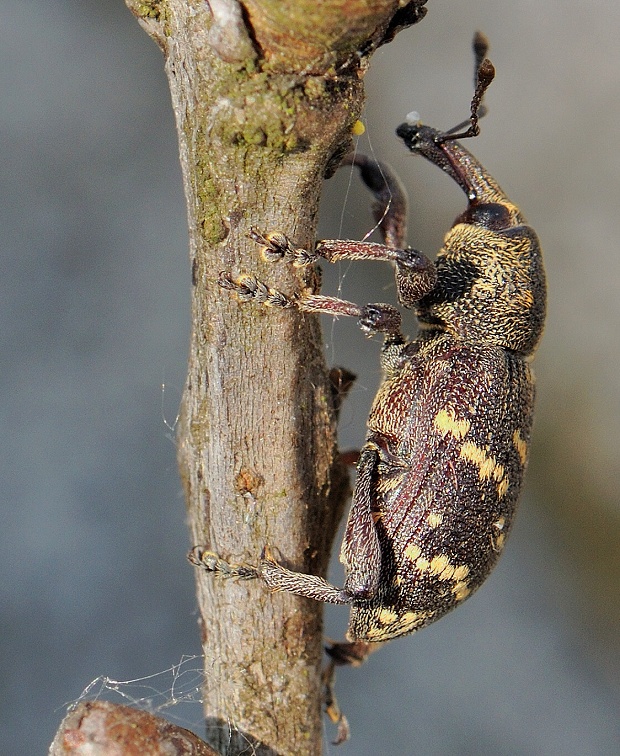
[190,35,546,739]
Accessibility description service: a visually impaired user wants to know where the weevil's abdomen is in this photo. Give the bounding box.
[346,336,534,642]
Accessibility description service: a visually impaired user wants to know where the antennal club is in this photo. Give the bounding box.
[472,29,490,77]
[438,31,495,142]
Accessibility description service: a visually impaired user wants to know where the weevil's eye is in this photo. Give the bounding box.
[372,433,398,457]
[458,202,512,230]
[369,433,407,474]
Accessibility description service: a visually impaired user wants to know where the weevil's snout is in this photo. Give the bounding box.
[396,120,457,184]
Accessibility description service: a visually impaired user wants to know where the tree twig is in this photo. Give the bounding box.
[118,2,427,753]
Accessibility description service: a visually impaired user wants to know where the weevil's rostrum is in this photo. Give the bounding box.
[191,41,546,663]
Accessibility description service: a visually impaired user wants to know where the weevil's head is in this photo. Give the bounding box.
[396,115,525,228]
[397,117,479,201]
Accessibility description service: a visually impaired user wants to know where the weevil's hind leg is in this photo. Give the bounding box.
[342,153,408,249]
[189,544,352,604]
[327,639,383,667]
[188,546,261,580]
[259,548,352,604]
[323,659,350,744]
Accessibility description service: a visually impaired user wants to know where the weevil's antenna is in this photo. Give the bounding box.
[437,31,495,142]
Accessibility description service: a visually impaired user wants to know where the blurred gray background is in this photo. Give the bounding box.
[2,1,620,754]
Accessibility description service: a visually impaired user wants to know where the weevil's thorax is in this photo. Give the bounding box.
[417,205,546,355]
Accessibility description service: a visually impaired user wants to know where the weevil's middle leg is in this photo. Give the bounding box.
[219,271,405,340]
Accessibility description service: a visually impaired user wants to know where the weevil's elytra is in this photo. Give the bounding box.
[190,34,546,739]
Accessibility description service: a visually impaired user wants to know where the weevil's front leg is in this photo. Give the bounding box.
[316,239,438,308]
[250,229,438,311]
[219,271,405,340]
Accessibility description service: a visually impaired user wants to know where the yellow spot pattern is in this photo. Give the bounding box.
[459,441,509,498]
[416,556,430,572]
[398,611,426,634]
[366,625,388,641]
[403,542,473,610]
[367,609,429,640]
[377,608,399,626]
[429,554,452,577]
[497,477,509,498]
[427,511,443,528]
[405,545,471,590]
[433,408,471,440]
[453,581,471,601]
[513,429,528,466]
[404,543,421,562]
[452,564,470,582]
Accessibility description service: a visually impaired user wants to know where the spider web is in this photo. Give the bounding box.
[65,654,344,754]
[67,654,207,732]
